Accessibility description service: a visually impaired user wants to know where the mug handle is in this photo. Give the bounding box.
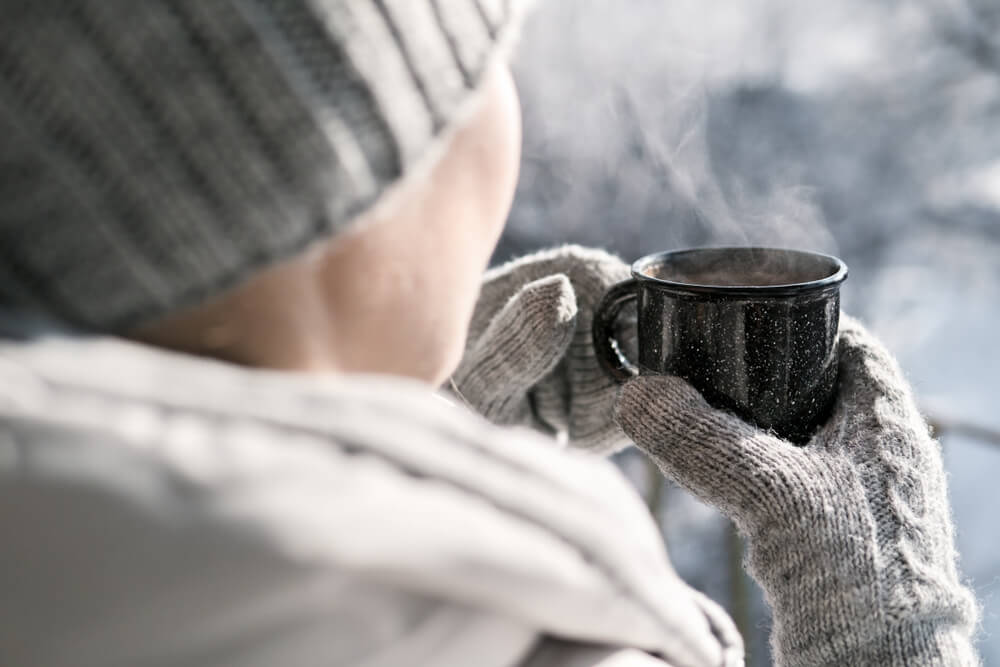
[591,278,640,383]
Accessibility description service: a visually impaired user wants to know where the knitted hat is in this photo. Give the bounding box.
[0,0,530,330]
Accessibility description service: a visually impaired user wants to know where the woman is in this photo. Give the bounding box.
[0,1,978,665]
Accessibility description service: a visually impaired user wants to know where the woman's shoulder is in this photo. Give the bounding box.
[0,330,553,667]
[0,331,735,665]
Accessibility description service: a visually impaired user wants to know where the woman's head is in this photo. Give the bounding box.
[0,1,530,384]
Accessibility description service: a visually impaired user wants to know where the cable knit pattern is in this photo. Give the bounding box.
[451,245,633,453]
[616,316,980,666]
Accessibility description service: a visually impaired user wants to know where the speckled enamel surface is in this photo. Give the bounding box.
[597,248,847,443]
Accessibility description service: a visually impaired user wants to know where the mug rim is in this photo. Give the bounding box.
[632,246,848,297]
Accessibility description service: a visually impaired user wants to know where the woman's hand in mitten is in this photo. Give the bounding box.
[451,245,633,453]
[615,316,979,666]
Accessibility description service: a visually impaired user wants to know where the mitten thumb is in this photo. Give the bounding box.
[452,274,578,422]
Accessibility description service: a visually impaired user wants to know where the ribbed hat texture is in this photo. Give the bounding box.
[0,0,529,330]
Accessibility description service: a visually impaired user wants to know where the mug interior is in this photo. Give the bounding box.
[639,247,846,292]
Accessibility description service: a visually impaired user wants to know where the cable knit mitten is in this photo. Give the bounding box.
[451,245,632,453]
[616,316,980,666]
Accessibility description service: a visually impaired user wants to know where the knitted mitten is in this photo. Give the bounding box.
[450,245,632,453]
[616,316,980,666]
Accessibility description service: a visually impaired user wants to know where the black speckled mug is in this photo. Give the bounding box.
[593,247,848,444]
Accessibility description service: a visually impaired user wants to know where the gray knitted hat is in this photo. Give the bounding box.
[0,0,529,330]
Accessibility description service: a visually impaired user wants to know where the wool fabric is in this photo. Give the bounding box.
[616,316,981,666]
[451,245,635,453]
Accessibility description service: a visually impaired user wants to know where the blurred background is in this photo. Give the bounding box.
[498,1,1000,664]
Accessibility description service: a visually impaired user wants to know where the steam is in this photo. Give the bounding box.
[502,0,842,262]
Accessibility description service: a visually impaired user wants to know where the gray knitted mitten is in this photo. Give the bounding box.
[451,245,632,452]
[616,316,980,666]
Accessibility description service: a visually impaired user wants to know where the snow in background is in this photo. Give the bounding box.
[502,1,1000,664]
